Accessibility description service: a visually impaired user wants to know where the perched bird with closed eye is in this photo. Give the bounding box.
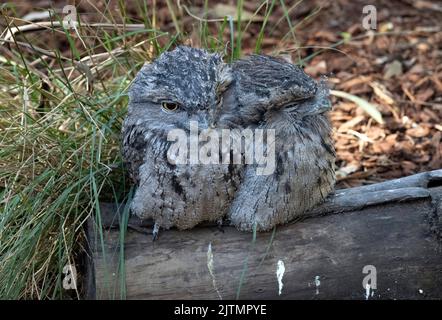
[122,46,335,239]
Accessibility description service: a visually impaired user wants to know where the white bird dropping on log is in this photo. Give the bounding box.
[207,242,222,300]
[276,260,285,295]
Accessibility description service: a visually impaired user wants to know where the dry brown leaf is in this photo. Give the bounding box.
[406,125,430,138]
[370,81,395,105]
[402,161,418,172]
[339,76,371,91]
[431,73,442,92]
[408,64,425,74]
[304,60,327,77]
[415,88,434,102]
[337,115,366,132]
[314,30,339,42]
[366,127,387,140]
[372,133,397,154]
[395,139,415,153]
[372,141,393,154]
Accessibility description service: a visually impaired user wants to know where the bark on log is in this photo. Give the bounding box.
[86,169,442,299]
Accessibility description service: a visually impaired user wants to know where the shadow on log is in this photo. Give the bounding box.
[85,169,442,299]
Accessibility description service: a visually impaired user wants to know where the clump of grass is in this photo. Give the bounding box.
[0,6,158,298]
[0,49,131,299]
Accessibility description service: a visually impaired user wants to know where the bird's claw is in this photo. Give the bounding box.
[152,222,160,241]
[217,218,225,233]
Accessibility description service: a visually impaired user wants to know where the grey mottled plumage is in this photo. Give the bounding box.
[122,46,335,233]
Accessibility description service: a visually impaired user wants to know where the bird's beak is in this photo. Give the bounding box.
[315,97,332,113]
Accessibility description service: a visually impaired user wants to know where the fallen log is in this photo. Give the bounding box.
[85,169,442,299]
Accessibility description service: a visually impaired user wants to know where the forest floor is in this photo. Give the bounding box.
[1,0,441,299]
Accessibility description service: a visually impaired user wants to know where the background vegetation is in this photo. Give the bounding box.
[0,0,440,299]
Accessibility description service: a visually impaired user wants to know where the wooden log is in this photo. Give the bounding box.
[86,170,442,299]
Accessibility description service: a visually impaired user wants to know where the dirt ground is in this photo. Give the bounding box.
[5,0,442,188]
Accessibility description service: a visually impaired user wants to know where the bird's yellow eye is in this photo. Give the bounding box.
[161,102,179,112]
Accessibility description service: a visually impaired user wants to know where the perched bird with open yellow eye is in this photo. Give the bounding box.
[122,46,335,239]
